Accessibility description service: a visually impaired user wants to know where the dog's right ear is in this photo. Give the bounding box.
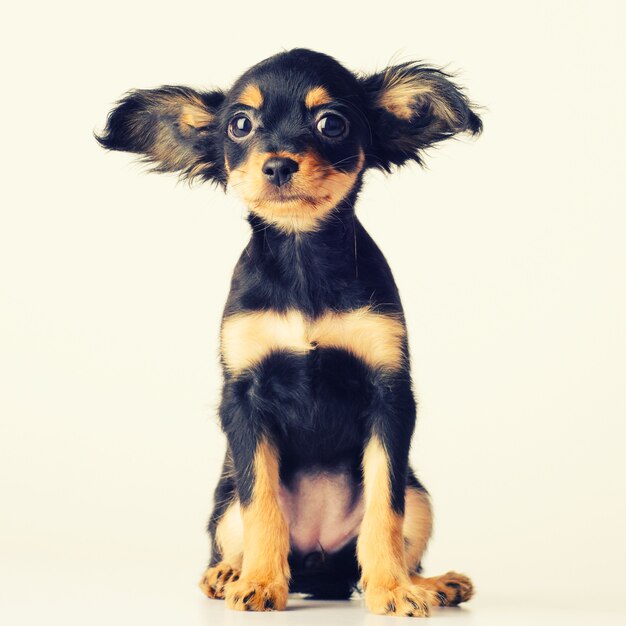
[359,63,482,171]
[96,86,226,184]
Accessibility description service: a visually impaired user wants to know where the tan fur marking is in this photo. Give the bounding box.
[379,70,459,124]
[199,562,241,599]
[304,86,332,109]
[358,436,408,589]
[199,498,244,600]
[238,83,264,109]
[215,500,244,566]
[198,561,241,599]
[311,308,405,371]
[221,310,311,374]
[225,440,289,611]
[180,102,214,128]
[221,307,405,374]
[227,149,364,234]
[357,437,434,616]
[403,487,433,569]
[410,571,474,606]
[241,440,290,581]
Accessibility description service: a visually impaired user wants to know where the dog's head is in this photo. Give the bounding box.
[97,48,481,233]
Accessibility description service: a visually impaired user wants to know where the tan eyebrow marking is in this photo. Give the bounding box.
[305,86,332,109]
[220,306,405,374]
[238,83,264,109]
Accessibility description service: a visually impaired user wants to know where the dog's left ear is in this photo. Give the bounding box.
[359,63,482,171]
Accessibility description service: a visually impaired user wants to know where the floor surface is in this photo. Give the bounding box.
[2,560,624,626]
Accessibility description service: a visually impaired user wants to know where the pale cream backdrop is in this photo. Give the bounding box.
[1,1,625,625]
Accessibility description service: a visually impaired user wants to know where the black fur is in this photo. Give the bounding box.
[97,48,481,602]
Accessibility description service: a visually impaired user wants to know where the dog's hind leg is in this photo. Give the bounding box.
[403,484,433,572]
[199,450,244,599]
[403,484,474,607]
[199,499,243,599]
[409,570,474,607]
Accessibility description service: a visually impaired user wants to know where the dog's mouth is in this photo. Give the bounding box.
[253,186,321,208]
[227,149,364,233]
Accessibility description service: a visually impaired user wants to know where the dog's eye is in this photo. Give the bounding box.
[228,115,253,140]
[316,114,348,139]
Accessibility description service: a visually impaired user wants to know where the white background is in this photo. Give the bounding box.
[1,1,625,624]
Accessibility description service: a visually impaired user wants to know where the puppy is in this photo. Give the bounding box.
[97,48,481,617]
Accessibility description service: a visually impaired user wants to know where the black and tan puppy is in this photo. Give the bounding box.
[97,48,481,617]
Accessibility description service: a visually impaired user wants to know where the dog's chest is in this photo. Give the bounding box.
[278,470,363,555]
[220,306,405,375]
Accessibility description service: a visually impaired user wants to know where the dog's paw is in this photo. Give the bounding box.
[198,562,241,599]
[224,577,288,611]
[364,583,433,617]
[432,571,474,606]
[411,571,474,606]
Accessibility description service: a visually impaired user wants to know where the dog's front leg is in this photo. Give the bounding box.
[223,432,290,611]
[357,384,435,617]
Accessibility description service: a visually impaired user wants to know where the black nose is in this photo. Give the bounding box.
[262,157,299,187]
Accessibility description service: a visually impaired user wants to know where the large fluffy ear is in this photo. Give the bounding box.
[96,86,226,184]
[359,63,482,170]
